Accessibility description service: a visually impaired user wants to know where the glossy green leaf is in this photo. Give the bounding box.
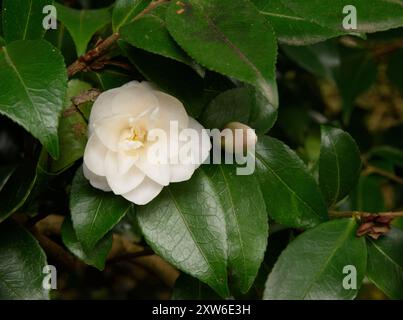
[2,0,49,43]
[51,80,91,173]
[0,40,67,158]
[387,49,403,92]
[264,218,367,300]
[166,0,278,106]
[112,0,150,31]
[121,44,204,117]
[319,126,361,207]
[367,227,403,299]
[0,164,16,191]
[121,3,191,64]
[0,159,37,223]
[45,23,77,66]
[88,69,133,91]
[281,0,403,33]
[70,167,132,250]
[138,164,268,295]
[61,216,112,270]
[203,164,268,294]
[370,146,403,168]
[254,136,328,228]
[253,0,343,45]
[349,176,385,213]
[201,87,277,134]
[0,221,49,299]
[282,41,340,80]
[55,3,111,56]
[172,273,221,300]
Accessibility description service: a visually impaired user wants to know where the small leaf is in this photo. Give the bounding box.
[166,0,278,106]
[319,126,361,207]
[121,44,204,117]
[70,167,132,250]
[87,69,133,91]
[201,86,277,134]
[367,227,403,299]
[264,218,367,300]
[2,0,50,43]
[51,80,92,173]
[0,221,49,299]
[172,273,221,300]
[0,160,37,223]
[253,0,343,46]
[61,216,112,270]
[112,0,150,32]
[254,136,328,228]
[0,40,68,158]
[121,2,191,64]
[55,3,111,56]
[370,146,403,168]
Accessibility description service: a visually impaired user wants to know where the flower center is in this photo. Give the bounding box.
[119,126,148,152]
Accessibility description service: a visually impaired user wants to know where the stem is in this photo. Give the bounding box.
[329,211,403,219]
[66,0,170,78]
[365,165,403,185]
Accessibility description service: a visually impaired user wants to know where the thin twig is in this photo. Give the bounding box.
[329,211,403,219]
[66,0,170,78]
[364,165,403,185]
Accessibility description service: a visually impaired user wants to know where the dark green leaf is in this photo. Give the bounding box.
[201,86,277,134]
[87,69,133,91]
[370,146,403,168]
[121,2,191,64]
[253,0,343,46]
[319,126,361,207]
[172,273,221,300]
[254,136,328,228]
[2,0,49,43]
[137,167,230,298]
[367,227,403,299]
[70,167,132,250]
[0,40,67,158]
[281,0,403,33]
[0,164,16,191]
[61,216,112,270]
[55,3,111,56]
[51,80,91,173]
[45,23,77,65]
[112,0,150,32]
[121,44,204,117]
[349,176,385,213]
[203,164,268,294]
[0,221,48,299]
[166,0,278,106]
[0,160,37,223]
[282,41,340,80]
[264,218,367,299]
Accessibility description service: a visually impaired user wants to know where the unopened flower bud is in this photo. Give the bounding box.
[221,122,257,154]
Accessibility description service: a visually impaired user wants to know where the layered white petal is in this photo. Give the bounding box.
[111,84,159,117]
[83,134,108,176]
[135,145,170,186]
[169,163,196,183]
[89,87,122,128]
[105,151,145,194]
[122,177,164,205]
[153,91,189,130]
[83,163,111,192]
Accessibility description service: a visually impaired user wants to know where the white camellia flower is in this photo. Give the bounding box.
[83,81,211,205]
